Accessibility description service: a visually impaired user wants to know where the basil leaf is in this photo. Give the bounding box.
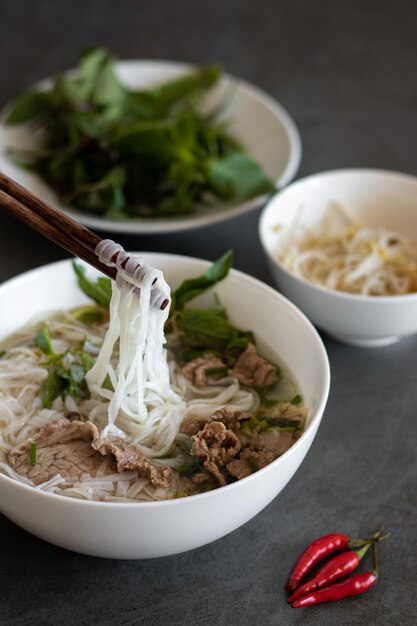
[150,65,221,106]
[207,152,276,202]
[172,250,233,311]
[176,307,253,354]
[80,48,125,104]
[72,261,112,307]
[5,91,50,125]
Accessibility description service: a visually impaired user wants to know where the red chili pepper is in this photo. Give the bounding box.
[287,542,372,603]
[285,531,380,592]
[291,570,377,608]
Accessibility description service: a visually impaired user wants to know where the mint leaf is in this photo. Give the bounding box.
[172,250,233,311]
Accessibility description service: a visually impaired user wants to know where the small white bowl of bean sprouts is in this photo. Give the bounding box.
[259,169,417,347]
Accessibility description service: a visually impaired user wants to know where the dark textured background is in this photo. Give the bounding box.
[0,1,417,624]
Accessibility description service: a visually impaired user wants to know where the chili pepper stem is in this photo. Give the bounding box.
[356,541,372,561]
[373,542,379,576]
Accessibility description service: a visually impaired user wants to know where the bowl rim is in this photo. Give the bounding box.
[259,167,417,304]
[0,59,302,234]
[0,253,330,509]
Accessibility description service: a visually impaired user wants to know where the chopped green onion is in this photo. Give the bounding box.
[29,442,37,467]
[200,481,215,492]
[175,460,201,476]
[0,350,6,359]
[262,397,279,408]
[34,327,55,356]
[266,417,302,431]
[291,394,302,405]
[258,419,269,432]
[204,366,228,376]
[241,421,252,435]
[173,490,189,499]
[102,373,114,391]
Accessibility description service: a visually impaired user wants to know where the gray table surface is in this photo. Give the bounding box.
[0,1,416,624]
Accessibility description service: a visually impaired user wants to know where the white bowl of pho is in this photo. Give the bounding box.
[260,169,417,347]
[0,251,329,558]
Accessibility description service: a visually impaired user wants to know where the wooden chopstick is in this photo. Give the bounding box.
[0,172,116,280]
[0,172,169,310]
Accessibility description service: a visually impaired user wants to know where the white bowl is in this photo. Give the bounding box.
[0,60,301,234]
[0,254,329,558]
[259,169,417,348]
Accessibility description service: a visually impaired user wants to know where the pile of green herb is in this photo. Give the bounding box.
[34,327,94,408]
[5,48,276,218]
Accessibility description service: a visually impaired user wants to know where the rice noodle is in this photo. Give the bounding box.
[279,203,417,295]
[86,241,186,456]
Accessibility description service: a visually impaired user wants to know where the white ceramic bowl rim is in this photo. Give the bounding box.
[0,255,329,509]
[260,167,417,304]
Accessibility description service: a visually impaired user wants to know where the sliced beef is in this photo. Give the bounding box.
[226,448,275,480]
[180,408,249,436]
[9,419,112,485]
[182,354,226,387]
[9,418,171,488]
[229,343,278,389]
[209,407,251,430]
[247,430,294,457]
[179,417,208,436]
[92,435,170,487]
[191,421,241,486]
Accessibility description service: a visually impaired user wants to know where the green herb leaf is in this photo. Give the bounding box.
[66,362,90,399]
[262,398,279,408]
[34,327,55,356]
[102,373,114,391]
[72,305,105,324]
[72,261,112,307]
[5,91,50,125]
[172,250,233,311]
[176,307,253,354]
[0,350,6,359]
[81,47,126,106]
[175,459,202,476]
[291,394,303,405]
[39,368,65,409]
[207,152,276,202]
[78,350,96,371]
[246,454,259,472]
[150,65,221,107]
[265,417,303,431]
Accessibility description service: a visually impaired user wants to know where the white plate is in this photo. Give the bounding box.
[0,60,301,234]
